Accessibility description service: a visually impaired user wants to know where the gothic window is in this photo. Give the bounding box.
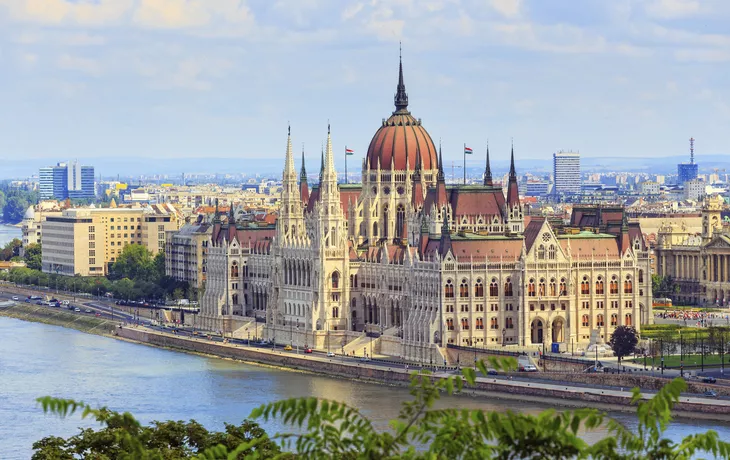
[475,279,484,297]
[446,319,454,331]
[582,315,589,327]
[504,278,513,297]
[490,317,499,329]
[445,279,454,298]
[461,318,469,330]
[549,278,557,296]
[597,314,604,327]
[383,205,389,239]
[560,278,567,296]
[350,274,355,288]
[459,279,469,298]
[331,226,337,245]
[476,318,484,330]
[373,222,378,237]
[625,313,632,326]
[232,294,239,305]
[611,314,618,326]
[638,270,644,283]
[537,245,545,259]
[624,275,633,294]
[396,204,405,239]
[528,279,536,297]
[332,271,340,289]
[506,317,514,329]
[610,276,619,294]
[596,276,604,295]
[579,276,590,295]
[548,244,556,260]
[332,307,339,318]
[538,278,546,297]
[231,262,239,278]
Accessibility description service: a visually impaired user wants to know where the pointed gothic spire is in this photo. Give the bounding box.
[506,139,520,208]
[213,198,220,223]
[394,42,409,113]
[284,124,295,175]
[228,202,236,225]
[436,140,445,182]
[300,145,307,181]
[509,139,516,181]
[413,145,422,180]
[484,142,493,186]
[324,123,336,178]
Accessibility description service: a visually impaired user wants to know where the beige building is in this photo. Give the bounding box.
[165,220,212,291]
[41,204,182,276]
[20,202,64,256]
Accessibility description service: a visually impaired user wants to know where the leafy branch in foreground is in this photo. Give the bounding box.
[34,355,730,459]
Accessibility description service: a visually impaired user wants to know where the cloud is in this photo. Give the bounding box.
[489,0,522,18]
[57,53,102,76]
[645,0,700,19]
[0,0,134,26]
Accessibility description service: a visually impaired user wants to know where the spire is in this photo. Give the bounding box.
[213,198,220,223]
[300,144,307,181]
[438,207,452,257]
[484,142,493,186]
[394,43,409,113]
[413,145,422,180]
[437,140,445,182]
[228,202,236,225]
[324,123,336,177]
[506,140,520,208]
[509,140,516,181]
[284,124,295,176]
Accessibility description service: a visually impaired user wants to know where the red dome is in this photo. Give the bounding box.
[365,54,438,171]
[366,113,437,171]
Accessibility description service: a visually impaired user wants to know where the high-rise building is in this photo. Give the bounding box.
[39,161,95,200]
[677,137,698,185]
[552,151,581,195]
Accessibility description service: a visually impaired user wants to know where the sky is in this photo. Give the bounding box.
[0,0,729,173]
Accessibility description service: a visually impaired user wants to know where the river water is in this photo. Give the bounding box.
[0,224,21,247]
[1,317,728,459]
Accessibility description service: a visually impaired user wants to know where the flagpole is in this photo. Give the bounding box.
[463,143,466,184]
[344,145,348,184]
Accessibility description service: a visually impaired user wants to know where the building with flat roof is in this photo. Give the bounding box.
[39,161,95,200]
[553,151,581,195]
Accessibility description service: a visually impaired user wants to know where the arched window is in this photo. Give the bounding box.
[445,280,454,298]
[528,279,536,297]
[475,279,484,297]
[460,279,469,298]
[548,244,556,260]
[506,317,514,329]
[538,278,546,297]
[581,276,590,295]
[232,294,239,305]
[351,298,356,308]
[489,278,498,297]
[446,319,454,330]
[625,313,632,326]
[476,318,484,330]
[560,278,567,296]
[537,245,545,259]
[610,276,619,294]
[595,276,604,295]
[597,314,604,327]
[383,205,389,239]
[373,222,378,237]
[582,315,589,327]
[624,275,633,294]
[638,270,644,283]
[611,314,618,326]
[396,204,405,239]
[461,318,469,330]
[331,271,340,289]
[549,278,557,296]
[231,261,239,278]
[504,278,513,297]
[332,307,339,318]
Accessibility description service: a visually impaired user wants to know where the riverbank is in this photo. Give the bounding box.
[3,303,730,422]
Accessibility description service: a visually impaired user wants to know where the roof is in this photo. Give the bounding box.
[423,185,506,218]
[423,236,523,261]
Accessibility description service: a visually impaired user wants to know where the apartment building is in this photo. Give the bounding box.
[165,221,212,291]
[41,204,182,276]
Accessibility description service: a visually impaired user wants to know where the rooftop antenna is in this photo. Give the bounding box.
[690,137,695,165]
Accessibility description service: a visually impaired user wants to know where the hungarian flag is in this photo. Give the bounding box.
[464,146,473,154]
[345,147,354,156]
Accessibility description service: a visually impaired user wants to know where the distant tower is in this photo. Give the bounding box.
[677,137,698,185]
[690,137,695,164]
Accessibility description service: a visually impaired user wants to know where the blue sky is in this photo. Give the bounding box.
[0,0,728,171]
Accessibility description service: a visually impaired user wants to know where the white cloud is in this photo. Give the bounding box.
[645,0,700,19]
[674,48,730,62]
[57,53,102,76]
[489,0,522,18]
[0,0,134,26]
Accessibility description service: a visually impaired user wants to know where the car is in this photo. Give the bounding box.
[326,352,336,357]
[85,309,92,313]
[74,308,81,312]
[304,348,313,354]
[487,369,499,376]
[35,301,44,305]
[704,390,718,398]
[702,376,717,384]
[50,298,58,303]
[25,298,31,303]
[11,296,19,300]
[284,345,293,351]
[519,364,538,372]
[360,356,371,362]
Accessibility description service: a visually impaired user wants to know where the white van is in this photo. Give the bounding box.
[61,300,70,306]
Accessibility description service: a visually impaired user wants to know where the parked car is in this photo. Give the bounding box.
[74,308,81,312]
[85,309,92,313]
[702,376,717,384]
[11,296,19,300]
[35,301,44,305]
[487,369,499,376]
[284,345,293,351]
[326,352,336,357]
[704,390,718,398]
[360,356,371,362]
[519,364,538,372]
[304,348,313,354]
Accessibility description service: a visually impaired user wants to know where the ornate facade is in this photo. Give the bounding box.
[198,57,652,361]
[656,195,730,306]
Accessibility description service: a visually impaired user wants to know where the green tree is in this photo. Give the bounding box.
[0,238,22,261]
[110,244,156,282]
[24,243,42,270]
[34,359,730,459]
[2,194,30,223]
[609,325,639,372]
[652,274,679,299]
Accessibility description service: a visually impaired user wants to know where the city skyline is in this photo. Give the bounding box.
[0,1,729,167]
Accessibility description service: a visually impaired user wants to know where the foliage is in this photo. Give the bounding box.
[609,325,639,371]
[0,184,38,224]
[651,274,680,298]
[110,244,161,282]
[33,397,281,460]
[34,356,730,459]
[24,243,42,270]
[0,238,22,261]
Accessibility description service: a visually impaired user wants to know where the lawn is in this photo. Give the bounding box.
[639,324,716,340]
[629,353,730,368]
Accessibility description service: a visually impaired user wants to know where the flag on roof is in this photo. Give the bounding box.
[464,146,473,154]
[345,147,354,156]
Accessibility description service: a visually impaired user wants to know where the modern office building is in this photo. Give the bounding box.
[525,180,550,197]
[552,151,581,195]
[39,161,95,200]
[677,137,699,185]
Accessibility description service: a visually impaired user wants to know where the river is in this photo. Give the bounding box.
[0,224,21,247]
[1,317,728,459]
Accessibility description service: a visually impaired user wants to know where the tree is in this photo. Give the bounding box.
[651,274,679,299]
[609,325,639,372]
[0,238,22,261]
[2,194,30,223]
[24,243,42,270]
[34,358,730,459]
[110,244,156,282]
